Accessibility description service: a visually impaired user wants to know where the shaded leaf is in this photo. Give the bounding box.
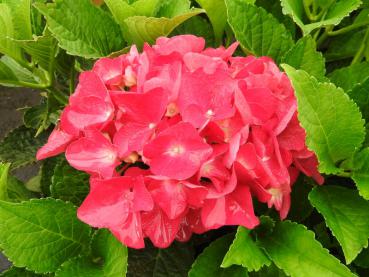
[328,62,369,91]
[189,233,249,277]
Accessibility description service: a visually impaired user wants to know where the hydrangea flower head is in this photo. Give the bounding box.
[37,35,323,249]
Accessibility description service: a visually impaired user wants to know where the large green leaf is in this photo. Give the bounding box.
[282,36,326,80]
[124,8,204,47]
[347,78,369,123]
[2,0,32,40]
[259,221,356,277]
[51,159,89,205]
[127,241,195,277]
[0,198,91,273]
[195,0,227,42]
[281,0,362,35]
[189,233,249,277]
[309,186,369,264]
[352,148,369,199]
[0,55,37,87]
[221,226,270,271]
[282,65,365,174]
[0,126,48,169]
[35,0,124,58]
[56,229,128,277]
[225,0,294,63]
[0,163,36,202]
[328,62,369,91]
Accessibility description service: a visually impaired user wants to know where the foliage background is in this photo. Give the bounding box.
[0,0,369,276]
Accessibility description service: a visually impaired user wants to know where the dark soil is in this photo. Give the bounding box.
[0,87,40,272]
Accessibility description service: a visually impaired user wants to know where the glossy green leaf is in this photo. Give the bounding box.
[35,0,124,58]
[282,65,365,174]
[226,0,294,63]
[56,229,128,277]
[309,186,369,263]
[281,0,362,35]
[195,0,227,42]
[127,241,195,277]
[51,159,89,205]
[189,234,249,277]
[0,126,48,169]
[222,226,270,271]
[282,36,326,80]
[0,198,91,273]
[259,221,356,277]
[0,3,22,60]
[124,9,204,47]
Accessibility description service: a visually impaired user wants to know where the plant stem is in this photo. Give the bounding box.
[351,27,369,64]
[336,171,352,178]
[316,25,333,47]
[327,21,369,36]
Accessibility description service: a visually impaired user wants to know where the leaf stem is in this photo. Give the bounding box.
[351,27,369,64]
[336,171,352,178]
[327,22,369,36]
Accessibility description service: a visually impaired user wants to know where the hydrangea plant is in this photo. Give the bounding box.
[0,0,369,276]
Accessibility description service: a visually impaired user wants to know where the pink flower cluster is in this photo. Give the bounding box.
[37,35,323,249]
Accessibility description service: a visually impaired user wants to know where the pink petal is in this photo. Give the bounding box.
[110,212,145,249]
[143,122,212,180]
[36,126,75,160]
[141,206,181,248]
[66,130,119,178]
[154,35,205,56]
[77,177,132,228]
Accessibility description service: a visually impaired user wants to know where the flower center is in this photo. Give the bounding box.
[168,144,185,156]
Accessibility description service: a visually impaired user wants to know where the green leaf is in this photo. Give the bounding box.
[104,0,136,27]
[0,126,48,169]
[0,55,38,87]
[249,263,288,277]
[282,36,326,80]
[225,0,294,63]
[0,163,37,202]
[2,0,32,40]
[287,176,314,222]
[281,0,362,35]
[352,148,369,199]
[127,241,195,277]
[309,186,369,263]
[50,159,89,206]
[131,0,160,17]
[259,221,356,277]
[354,247,369,268]
[221,226,271,271]
[154,0,190,17]
[56,229,128,277]
[282,65,365,174]
[0,3,22,60]
[35,0,124,58]
[0,198,91,273]
[189,234,249,277]
[347,78,369,123]
[328,62,369,91]
[15,35,58,73]
[124,8,204,47]
[195,0,227,42]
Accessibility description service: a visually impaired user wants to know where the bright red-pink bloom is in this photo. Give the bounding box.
[37,35,323,249]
